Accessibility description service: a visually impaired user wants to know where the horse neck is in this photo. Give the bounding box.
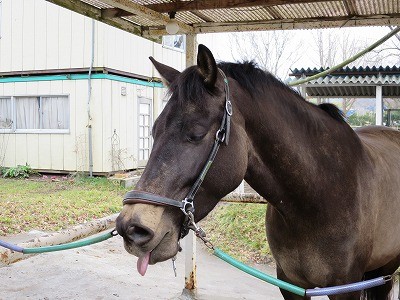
[240,83,362,208]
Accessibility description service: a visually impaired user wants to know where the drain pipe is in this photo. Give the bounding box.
[87,19,95,177]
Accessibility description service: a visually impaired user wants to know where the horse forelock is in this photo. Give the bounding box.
[168,66,220,106]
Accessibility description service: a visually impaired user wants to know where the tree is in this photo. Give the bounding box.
[369,26,400,66]
[229,31,301,79]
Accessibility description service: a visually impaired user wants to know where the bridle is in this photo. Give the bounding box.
[123,69,232,242]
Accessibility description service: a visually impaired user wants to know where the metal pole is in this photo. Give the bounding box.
[183,33,197,299]
[376,85,383,125]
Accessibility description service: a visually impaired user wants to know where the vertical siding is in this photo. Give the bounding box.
[62,80,77,171]
[70,11,86,68]
[10,0,23,71]
[0,0,12,71]
[33,0,47,70]
[58,8,72,70]
[74,80,89,172]
[0,0,185,74]
[0,0,185,173]
[22,0,35,70]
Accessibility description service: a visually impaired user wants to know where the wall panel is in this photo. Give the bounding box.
[33,0,47,70]
[11,0,23,71]
[46,2,59,69]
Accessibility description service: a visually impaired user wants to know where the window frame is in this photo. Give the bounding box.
[0,94,70,134]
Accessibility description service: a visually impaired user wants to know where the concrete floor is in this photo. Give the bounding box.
[0,233,398,300]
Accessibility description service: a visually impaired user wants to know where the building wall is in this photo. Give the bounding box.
[0,0,185,74]
[0,77,160,173]
[0,0,184,173]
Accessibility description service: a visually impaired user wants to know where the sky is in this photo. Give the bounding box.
[196,26,400,80]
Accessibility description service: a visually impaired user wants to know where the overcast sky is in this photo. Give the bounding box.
[197,26,399,79]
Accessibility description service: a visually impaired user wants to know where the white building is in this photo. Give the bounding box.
[0,0,185,174]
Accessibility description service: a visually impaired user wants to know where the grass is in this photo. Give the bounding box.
[0,175,127,236]
[201,202,271,264]
[0,175,271,264]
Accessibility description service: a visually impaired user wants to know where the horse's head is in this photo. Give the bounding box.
[116,45,248,275]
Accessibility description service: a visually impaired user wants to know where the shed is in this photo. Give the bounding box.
[289,66,400,125]
[0,0,185,175]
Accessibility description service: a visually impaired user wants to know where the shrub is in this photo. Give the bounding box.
[2,164,35,178]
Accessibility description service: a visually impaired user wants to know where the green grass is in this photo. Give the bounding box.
[201,202,271,264]
[0,176,127,236]
[0,176,271,264]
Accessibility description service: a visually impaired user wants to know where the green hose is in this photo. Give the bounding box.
[213,248,306,297]
[22,230,115,254]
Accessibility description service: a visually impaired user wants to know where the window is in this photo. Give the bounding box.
[0,97,12,129]
[162,35,186,52]
[138,97,152,166]
[0,95,69,133]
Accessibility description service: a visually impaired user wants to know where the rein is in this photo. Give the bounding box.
[123,69,232,241]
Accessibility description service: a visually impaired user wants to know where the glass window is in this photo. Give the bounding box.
[9,96,69,132]
[41,96,69,129]
[0,97,12,129]
[15,97,40,129]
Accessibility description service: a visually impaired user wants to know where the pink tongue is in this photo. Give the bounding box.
[137,252,151,276]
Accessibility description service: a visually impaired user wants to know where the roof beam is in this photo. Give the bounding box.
[46,0,145,37]
[101,8,134,18]
[99,0,194,33]
[190,14,400,33]
[146,0,334,13]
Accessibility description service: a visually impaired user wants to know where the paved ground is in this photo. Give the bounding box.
[0,233,398,300]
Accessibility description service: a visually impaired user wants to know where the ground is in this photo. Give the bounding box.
[0,231,398,299]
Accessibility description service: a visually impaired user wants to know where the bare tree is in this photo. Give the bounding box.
[229,31,302,79]
[369,26,400,66]
[311,28,371,109]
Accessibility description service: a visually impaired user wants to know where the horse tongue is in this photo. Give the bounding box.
[137,251,151,276]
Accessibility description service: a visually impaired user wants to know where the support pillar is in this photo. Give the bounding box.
[376,85,383,125]
[183,33,198,299]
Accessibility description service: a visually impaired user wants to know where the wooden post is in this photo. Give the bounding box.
[183,33,198,299]
[376,85,383,125]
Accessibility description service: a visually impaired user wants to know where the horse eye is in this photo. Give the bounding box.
[187,133,206,143]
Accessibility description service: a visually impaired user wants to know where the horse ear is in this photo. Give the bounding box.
[197,44,217,88]
[149,57,181,86]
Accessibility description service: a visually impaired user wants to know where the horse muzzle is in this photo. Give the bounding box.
[116,202,181,267]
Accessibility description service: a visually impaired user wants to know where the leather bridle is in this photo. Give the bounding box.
[122,69,232,240]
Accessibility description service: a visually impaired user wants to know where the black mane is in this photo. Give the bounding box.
[218,61,300,99]
[170,60,346,123]
[318,103,346,122]
[218,61,346,123]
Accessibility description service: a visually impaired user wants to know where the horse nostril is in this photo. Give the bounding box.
[127,224,155,246]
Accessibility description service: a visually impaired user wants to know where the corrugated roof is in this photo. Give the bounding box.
[289,65,400,97]
[47,0,400,39]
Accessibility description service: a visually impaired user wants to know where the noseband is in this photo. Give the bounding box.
[123,69,232,239]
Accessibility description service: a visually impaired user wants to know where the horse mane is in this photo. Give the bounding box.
[318,103,347,123]
[218,61,300,99]
[170,60,346,124]
[218,61,347,123]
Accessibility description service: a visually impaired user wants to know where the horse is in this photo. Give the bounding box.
[116,44,400,300]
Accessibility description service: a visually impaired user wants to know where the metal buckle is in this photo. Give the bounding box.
[226,100,233,116]
[181,197,194,216]
[215,129,226,143]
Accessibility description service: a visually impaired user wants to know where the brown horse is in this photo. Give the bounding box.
[116,44,400,300]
